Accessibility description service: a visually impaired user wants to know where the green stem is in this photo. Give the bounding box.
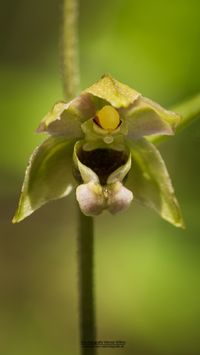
[78,209,97,355]
[62,0,80,100]
[151,93,200,145]
[173,93,200,132]
[62,1,96,354]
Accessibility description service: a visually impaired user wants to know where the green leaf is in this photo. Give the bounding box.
[85,74,140,108]
[126,138,185,228]
[12,137,75,223]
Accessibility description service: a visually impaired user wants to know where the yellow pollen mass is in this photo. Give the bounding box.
[96,105,120,130]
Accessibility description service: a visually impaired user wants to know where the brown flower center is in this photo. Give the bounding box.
[74,148,128,185]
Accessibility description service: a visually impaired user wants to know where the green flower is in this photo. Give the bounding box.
[13,75,184,228]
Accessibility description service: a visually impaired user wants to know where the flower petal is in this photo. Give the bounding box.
[107,182,133,214]
[37,93,97,137]
[36,75,142,137]
[84,74,140,108]
[76,182,105,216]
[126,138,185,228]
[12,137,75,223]
[142,97,180,131]
[124,96,180,139]
[37,101,82,137]
[125,104,173,139]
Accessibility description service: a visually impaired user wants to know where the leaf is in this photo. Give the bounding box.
[85,74,140,108]
[126,138,185,228]
[12,137,75,223]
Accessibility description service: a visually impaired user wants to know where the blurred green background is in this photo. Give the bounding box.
[1,0,200,354]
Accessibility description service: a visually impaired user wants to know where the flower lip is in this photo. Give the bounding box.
[74,146,129,186]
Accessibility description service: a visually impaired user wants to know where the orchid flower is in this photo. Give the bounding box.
[13,75,184,228]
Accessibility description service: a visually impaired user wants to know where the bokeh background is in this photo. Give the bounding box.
[1,0,200,354]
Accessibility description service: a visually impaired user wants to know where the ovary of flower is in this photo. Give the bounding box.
[96,105,120,130]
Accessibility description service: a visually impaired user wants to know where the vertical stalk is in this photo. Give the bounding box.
[62,1,96,354]
[62,0,80,100]
[78,209,97,355]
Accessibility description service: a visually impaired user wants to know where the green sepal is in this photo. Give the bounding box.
[126,138,185,228]
[12,137,75,223]
[84,74,140,108]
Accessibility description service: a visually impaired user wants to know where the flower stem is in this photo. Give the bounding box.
[62,0,80,100]
[62,1,96,353]
[78,209,97,355]
[151,93,200,145]
[173,93,200,132]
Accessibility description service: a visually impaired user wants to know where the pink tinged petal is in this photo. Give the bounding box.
[37,93,97,137]
[76,182,133,216]
[126,138,185,228]
[12,137,75,223]
[36,75,142,138]
[76,182,105,216]
[36,101,82,137]
[124,96,180,139]
[107,182,133,214]
[142,97,180,131]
